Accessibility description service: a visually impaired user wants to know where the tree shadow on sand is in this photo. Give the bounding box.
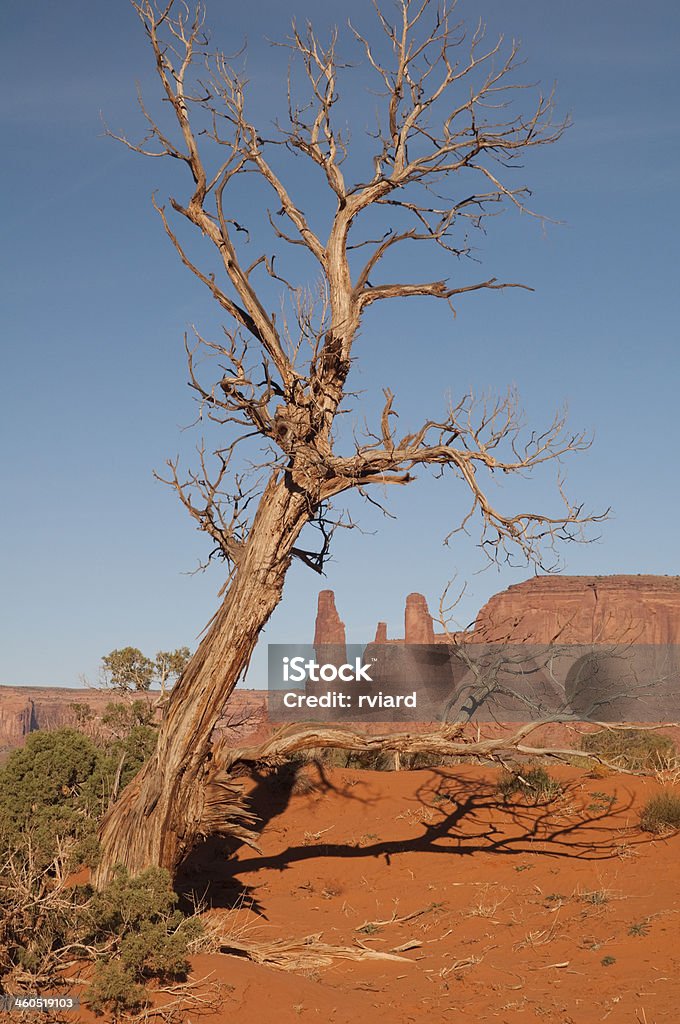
[176,765,650,913]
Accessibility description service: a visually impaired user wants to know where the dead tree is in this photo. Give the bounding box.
[94,0,604,885]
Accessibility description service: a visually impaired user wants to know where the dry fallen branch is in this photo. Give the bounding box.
[224,719,671,781]
[124,976,225,1024]
[357,901,442,931]
[218,932,417,971]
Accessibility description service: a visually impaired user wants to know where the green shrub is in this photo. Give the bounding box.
[0,729,197,1015]
[85,962,146,1017]
[639,790,680,834]
[497,766,562,803]
[0,860,202,1012]
[82,867,203,1017]
[0,730,103,869]
[101,700,155,739]
[0,725,158,871]
[581,729,675,771]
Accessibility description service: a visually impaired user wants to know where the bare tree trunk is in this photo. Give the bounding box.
[93,475,309,887]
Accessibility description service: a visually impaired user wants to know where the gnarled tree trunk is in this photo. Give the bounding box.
[93,475,310,887]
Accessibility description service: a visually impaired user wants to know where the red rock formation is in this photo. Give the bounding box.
[314,590,347,647]
[0,686,116,752]
[0,696,35,750]
[404,593,435,644]
[374,622,388,643]
[313,589,348,667]
[473,576,680,644]
[0,684,272,756]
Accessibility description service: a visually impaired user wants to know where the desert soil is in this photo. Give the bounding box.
[157,764,679,1024]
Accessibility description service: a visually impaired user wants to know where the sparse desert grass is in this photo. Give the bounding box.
[513,916,561,950]
[639,789,680,834]
[652,753,680,786]
[580,888,611,906]
[466,885,509,919]
[396,806,436,825]
[582,729,675,771]
[497,766,562,803]
[302,826,334,845]
[432,789,455,805]
[586,790,616,812]
[628,919,651,937]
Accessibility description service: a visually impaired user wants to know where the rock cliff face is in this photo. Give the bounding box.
[0,684,269,755]
[473,576,680,644]
[5,576,679,753]
[0,686,115,753]
[0,695,35,750]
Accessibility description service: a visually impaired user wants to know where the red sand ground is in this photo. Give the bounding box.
[52,765,679,1023]
[151,765,679,1024]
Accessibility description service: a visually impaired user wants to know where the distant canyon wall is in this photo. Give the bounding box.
[0,685,268,755]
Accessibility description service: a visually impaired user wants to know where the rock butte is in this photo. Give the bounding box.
[314,576,680,653]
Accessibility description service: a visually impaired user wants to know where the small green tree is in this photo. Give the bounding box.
[154,647,191,695]
[101,648,154,692]
[101,701,156,739]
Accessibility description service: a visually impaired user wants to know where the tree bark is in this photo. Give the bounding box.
[93,474,310,887]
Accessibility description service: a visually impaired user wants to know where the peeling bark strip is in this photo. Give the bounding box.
[95,0,605,885]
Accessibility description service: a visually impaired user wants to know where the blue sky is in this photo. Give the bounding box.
[1,1,679,688]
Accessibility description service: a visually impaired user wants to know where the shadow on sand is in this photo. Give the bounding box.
[176,763,645,914]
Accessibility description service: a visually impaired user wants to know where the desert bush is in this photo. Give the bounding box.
[0,726,159,871]
[344,749,395,771]
[639,790,680,834]
[101,699,156,738]
[400,751,460,769]
[0,730,103,870]
[84,962,147,1017]
[0,857,203,1017]
[82,867,203,1016]
[0,851,201,1011]
[497,766,562,803]
[0,730,199,1016]
[297,748,395,771]
[581,729,675,771]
